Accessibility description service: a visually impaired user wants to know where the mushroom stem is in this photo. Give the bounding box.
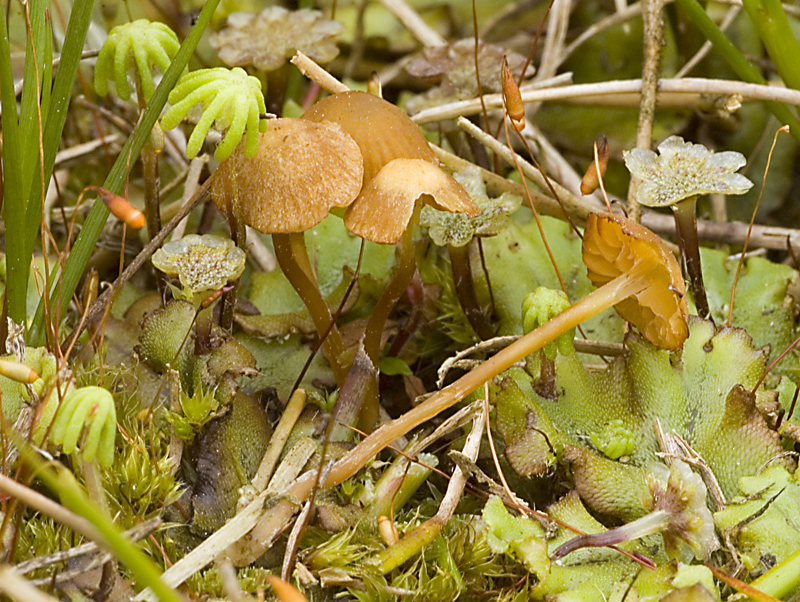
[273,232,349,385]
[265,64,291,115]
[362,205,422,364]
[672,198,711,321]
[449,242,495,340]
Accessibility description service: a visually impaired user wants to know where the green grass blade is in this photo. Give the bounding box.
[28,0,224,346]
[40,11,53,125]
[22,0,97,280]
[0,6,19,164]
[1,5,29,325]
[3,0,54,326]
[741,0,800,92]
[17,0,49,198]
[675,0,800,143]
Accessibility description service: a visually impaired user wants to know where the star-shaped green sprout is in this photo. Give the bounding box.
[94,19,180,103]
[50,386,117,468]
[161,67,268,161]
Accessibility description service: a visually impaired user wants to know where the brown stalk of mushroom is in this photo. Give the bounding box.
[213,118,364,386]
[227,212,689,565]
[449,243,496,340]
[302,90,479,432]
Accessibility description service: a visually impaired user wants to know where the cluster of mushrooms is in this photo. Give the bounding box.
[212,88,480,428]
[210,85,697,440]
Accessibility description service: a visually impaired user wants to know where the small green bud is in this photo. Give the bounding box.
[94,19,180,103]
[589,419,636,460]
[161,67,268,161]
[521,287,574,360]
[50,386,117,468]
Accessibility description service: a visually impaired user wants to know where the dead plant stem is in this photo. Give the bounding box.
[375,0,445,47]
[412,78,800,124]
[628,0,664,222]
[0,472,101,542]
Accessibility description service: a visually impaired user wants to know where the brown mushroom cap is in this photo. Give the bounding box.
[344,158,480,244]
[212,117,363,233]
[302,91,437,186]
[582,212,688,350]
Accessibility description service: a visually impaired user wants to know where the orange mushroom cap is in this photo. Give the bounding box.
[344,158,479,244]
[582,212,688,350]
[302,90,438,186]
[212,117,363,233]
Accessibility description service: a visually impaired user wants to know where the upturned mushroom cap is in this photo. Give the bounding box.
[302,91,438,186]
[582,212,688,350]
[344,158,480,244]
[212,117,363,233]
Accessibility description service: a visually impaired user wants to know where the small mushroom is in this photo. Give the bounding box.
[214,118,363,233]
[212,118,364,385]
[344,158,478,244]
[345,157,479,362]
[583,211,689,350]
[624,136,753,321]
[302,90,439,186]
[303,90,478,431]
[302,91,478,360]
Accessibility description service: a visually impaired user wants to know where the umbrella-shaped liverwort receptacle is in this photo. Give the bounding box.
[210,7,343,114]
[624,136,753,322]
[151,234,247,354]
[161,67,268,162]
[94,19,181,240]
